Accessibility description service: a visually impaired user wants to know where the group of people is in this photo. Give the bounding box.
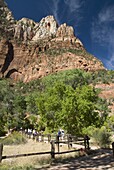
[24,128,66,141]
[25,128,37,137]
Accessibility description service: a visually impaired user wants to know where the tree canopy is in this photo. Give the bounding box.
[0,69,112,136]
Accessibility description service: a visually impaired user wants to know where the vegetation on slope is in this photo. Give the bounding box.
[1,69,114,137]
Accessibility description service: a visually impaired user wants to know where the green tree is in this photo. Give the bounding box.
[36,82,66,131]
[36,82,108,135]
[25,92,38,114]
[0,79,15,133]
[12,94,28,129]
[60,85,100,135]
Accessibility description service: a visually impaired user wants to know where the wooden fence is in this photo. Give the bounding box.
[0,133,90,162]
[26,133,90,149]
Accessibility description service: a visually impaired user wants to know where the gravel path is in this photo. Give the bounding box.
[45,149,114,170]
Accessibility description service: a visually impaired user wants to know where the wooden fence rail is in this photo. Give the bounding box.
[0,141,82,162]
[26,133,89,148]
[2,151,51,159]
[0,133,90,162]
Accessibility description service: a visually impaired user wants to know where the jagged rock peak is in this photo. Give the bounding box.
[56,23,74,38]
[0,2,105,82]
[32,15,58,41]
[0,1,83,47]
[13,15,79,44]
[13,15,58,42]
[14,17,37,41]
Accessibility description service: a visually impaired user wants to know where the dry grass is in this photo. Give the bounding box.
[1,138,76,168]
[2,138,50,167]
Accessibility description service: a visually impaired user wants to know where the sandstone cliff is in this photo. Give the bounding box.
[0,1,105,82]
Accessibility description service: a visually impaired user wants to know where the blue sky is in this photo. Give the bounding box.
[5,0,114,70]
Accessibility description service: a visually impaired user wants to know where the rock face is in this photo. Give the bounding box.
[14,18,36,41]
[0,0,15,37]
[32,16,57,41]
[0,1,106,82]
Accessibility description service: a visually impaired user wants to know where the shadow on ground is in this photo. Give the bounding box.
[38,149,114,170]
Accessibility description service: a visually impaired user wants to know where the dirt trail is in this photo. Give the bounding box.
[45,149,114,170]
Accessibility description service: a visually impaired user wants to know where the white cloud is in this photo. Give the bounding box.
[106,31,114,69]
[64,0,84,13]
[91,5,114,69]
[98,5,114,23]
[45,0,60,24]
[63,0,85,26]
[91,21,109,45]
[51,0,60,24]
[46,0,84,26]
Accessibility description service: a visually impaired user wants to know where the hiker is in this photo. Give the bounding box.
[84,135,90,150]
[27,128,32,138]
[32,129,37,140]
[58,129,64,140]
[58,130,61,137]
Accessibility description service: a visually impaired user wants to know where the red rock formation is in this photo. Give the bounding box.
[0,38,105,82]
[0,2,106,82]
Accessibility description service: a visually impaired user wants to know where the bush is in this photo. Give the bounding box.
[83,126,112,148]
[0,131,27,145]
[92,126,111,148]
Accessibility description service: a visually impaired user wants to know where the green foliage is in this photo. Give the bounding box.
[45,48,66,56]
[60,85,101,135]
[41,69,92,89]
[36,82,108,135]
[82,125,111,148]
[82,125,96,136]
[25,92,38,114]
[45,47,96,63]
[96,98,109,126]
[104,115,114,132]
[92,126,111,148]
[0,69,112,136]
[0,132,27,145]
[0,79,15,134]
[91,70,114,84]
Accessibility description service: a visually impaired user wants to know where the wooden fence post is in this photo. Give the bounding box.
[112,142,114,157]
[87,136,90,150]
[68,135,70,149]
[51,140,55,159]
[48,134,51,143]
[0,143,3,162]
[68,135,72,149]
[56,135,59,152]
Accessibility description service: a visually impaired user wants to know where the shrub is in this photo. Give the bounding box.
[92,126,111,148]
[0,131,27,145]
[83,125,112,148]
